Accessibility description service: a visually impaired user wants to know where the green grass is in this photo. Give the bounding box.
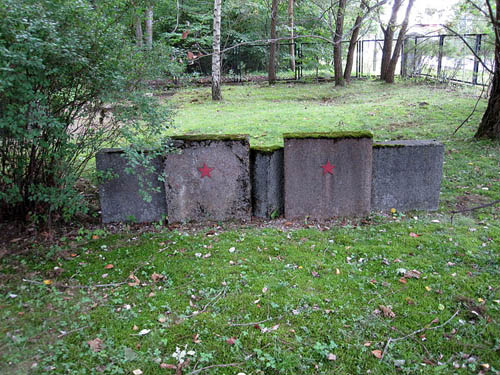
[1,80,499,374]
[167,79,486,149]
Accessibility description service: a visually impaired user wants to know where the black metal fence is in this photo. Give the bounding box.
[187,33,493,86]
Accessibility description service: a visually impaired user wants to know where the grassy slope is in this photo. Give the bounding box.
[168,80,485,148]
[1,80,499,375]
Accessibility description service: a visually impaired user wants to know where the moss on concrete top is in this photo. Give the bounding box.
[373,143,405,149]
[373,140,443,148]
[251,145,284,153]
[171,134,249,142]
[283,131,373,140]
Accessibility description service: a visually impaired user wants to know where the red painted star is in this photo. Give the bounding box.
[198,163,214,178]
[321,161,335,176]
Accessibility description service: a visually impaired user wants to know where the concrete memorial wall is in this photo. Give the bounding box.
[164,135,251,223]
[96,134,444,224]
[250,146,284,219]
[283,132,373,219]
[371,140,444,211]
[96,149,166,223]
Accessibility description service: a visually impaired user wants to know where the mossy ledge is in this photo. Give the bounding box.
[171,134,249,142]
[251,145,284,153]
[283,131,373,140]
[373,143,405,149]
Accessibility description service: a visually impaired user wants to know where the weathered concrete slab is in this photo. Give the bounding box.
[96,149,166,223]
[164,135,251,223]
[371,140,444,211]
[250,146,284,219]
[284,132,373,219]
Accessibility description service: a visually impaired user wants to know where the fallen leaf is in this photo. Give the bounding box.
[336,268,340,275]
[187,51,195,60]
[379,305,395,318]
[404,269,421,279]
[158,316,167,323]
[43,279,52,285]
[327,353,337,361]
[425,286,432,291]
[226,337,237,345]
[138,329,150,336]
[87,338,103,352]
[104,264,114,269]
[160,363,177,369]
[312,271,320,278]
[132,325,139,331]
[193,334,201,344]
[151,273,164,283]
[363,342,371,347]
[399,277,408,284]
[91,235,100,240]
[372,349,383,359]
[182,30,189,39]
[409,232,420,238]
[203,253,211,258]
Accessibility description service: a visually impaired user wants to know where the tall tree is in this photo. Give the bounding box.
[212,0,222,100]
[288,0,295,71]
[475,0,500,139]
[384,0,414,83]
[145,4,153,49]
[333,0,348,86]
[344,0,388,83]
[269,0,279,84]
[380,0,403,80]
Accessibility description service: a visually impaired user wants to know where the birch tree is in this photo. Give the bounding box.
[212,0,222,100]
[145,4,153,49]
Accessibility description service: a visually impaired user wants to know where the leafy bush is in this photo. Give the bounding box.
[0,0,172,224]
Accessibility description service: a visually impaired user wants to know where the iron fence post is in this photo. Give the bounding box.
[437,35,445,80]
[472,34,482,85]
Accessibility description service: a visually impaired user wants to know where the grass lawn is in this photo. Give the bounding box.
[1,80,499,374]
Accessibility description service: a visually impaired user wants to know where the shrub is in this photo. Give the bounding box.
[0,0,171,224]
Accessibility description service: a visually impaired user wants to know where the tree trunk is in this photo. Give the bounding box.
[145,5,153,50]
[269,0,278,84]
[475,0,500,139]
[385,0,414,83]
[380,0,403,80]
[212,0,222,101]
[288,0,295,72]
[344,14,363,83]
[135,15,143,48]
[333,0,347,86]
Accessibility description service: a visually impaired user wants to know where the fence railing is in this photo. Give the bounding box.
[185,33,492,86]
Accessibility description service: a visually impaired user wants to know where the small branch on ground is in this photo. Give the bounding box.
[22,278,127,289]
[186,362,244,375]
[450,199,500,224]
[184,288,226,318]
[57,325,89,338]
[228,316,276,326]
[187,353,255,375]
[381,310,460,360]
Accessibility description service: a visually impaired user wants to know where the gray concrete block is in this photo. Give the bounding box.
[371,140,444,211]
[250,147,284,219]
[164,136,251,223]
[96,149,167,223]
[284,132,373,219]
